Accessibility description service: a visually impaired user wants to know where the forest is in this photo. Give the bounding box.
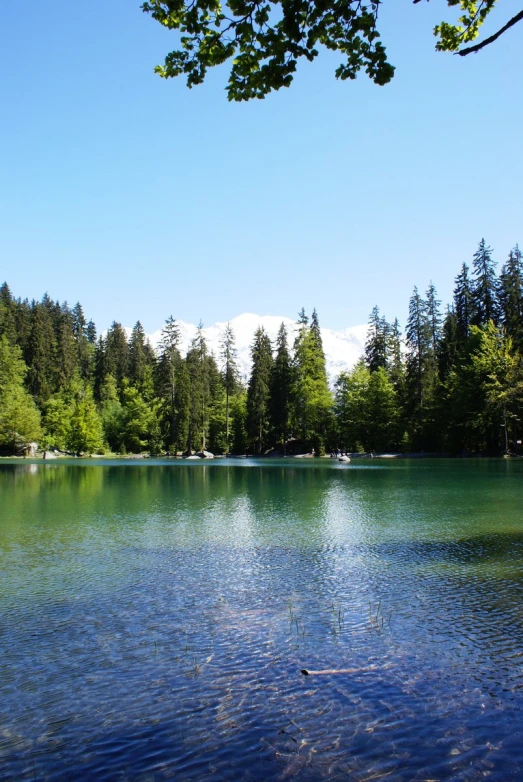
[1,239,522,457]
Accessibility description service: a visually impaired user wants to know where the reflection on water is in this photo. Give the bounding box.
[1,459,523,780]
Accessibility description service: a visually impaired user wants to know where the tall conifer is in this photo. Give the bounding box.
[247,326,274,454]
[499,245,523,349]
[453,263,473,342]
[292,309,332,454]
[365,306,389,372]
[220,323,240,454]
[270,323,292,454]
[471,239,499,326]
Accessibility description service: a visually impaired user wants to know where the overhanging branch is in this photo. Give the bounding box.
[457,8,523,55]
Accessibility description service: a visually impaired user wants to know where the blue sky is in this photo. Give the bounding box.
[1,0,521,333]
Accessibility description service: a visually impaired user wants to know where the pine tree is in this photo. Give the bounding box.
[387,318,404,387]
[438,307,459,382]
[246,326,274,454]
[297,307,309,326]
[129,321,154,391]
[365,306,389,372]
[72,302,87,341]
[499,245,523,349]
[453,263,473,342]
[207,353,227,454]
[25,302,57,403]
[220,323,240,454]
[156,315,182,450]
[93,336,107,402]
[72,302,94,381]
[292,309,332,454]
[0,283,17,344]
[471,239,499,326]
[55,303,78,390]
[270,323,293,454]
[405,287,433,448]
[425,282,442,354]
[86,320,97,344]
[104,322,129,389]
[186,323,212,452]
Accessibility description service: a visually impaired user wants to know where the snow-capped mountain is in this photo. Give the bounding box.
[143,314,367,383]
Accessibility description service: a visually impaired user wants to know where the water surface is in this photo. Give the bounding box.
[1,458,522,780]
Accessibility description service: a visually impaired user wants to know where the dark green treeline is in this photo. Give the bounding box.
[1,238,522,456]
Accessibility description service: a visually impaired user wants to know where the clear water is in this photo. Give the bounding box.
[1,458,522,781]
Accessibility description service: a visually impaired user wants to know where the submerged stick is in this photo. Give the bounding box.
[301,665,377,676]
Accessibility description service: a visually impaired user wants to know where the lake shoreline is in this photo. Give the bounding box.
[1,451,521,461]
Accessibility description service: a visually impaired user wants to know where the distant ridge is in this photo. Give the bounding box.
[140,314,367,382]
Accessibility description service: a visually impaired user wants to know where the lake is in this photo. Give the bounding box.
[1,458,522,781]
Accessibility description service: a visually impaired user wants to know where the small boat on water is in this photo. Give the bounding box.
[338,454,351,463]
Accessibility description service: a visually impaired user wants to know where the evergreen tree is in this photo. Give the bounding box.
[72,302,94,381]
[246,326,274,454]
[365,306,389,372]
[297,307,308,326]
[129,321,155,394]
[310,308,322,348]
[207,353,227,454]
[13,298,33,355]
[471,239,499,326]
[270,323,293,454]
[72,302,87,341]
[405,287,434,448]
[438,307,459,382]
[104,322,129,390]
[292,309,332,454]
[453,263,474,342]
[156,315,183,450]
[0,283,17,344]
[387,317,404,387]
[55,303,78,390]
[186,323,212,452]
[499,245,523,349]
[25,302,57,403]
[425,282,442,354]
[86,320,97,344]
[220,323,240,453]
[93,336,107,402]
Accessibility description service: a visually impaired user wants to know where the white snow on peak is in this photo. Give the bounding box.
[142,314,366,382]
